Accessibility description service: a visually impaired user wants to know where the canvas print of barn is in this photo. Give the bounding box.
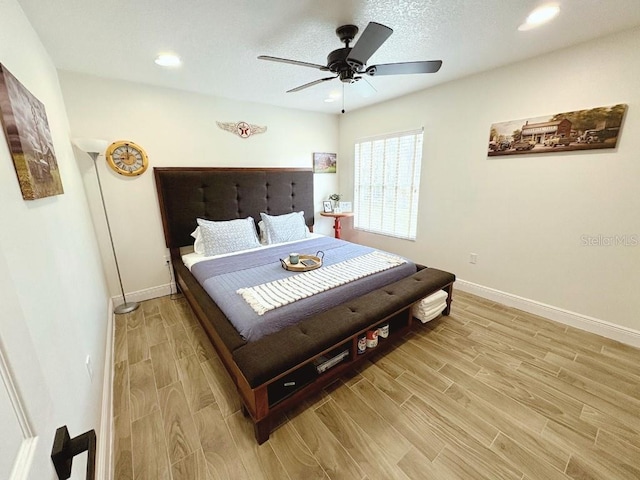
[488,104,627,157]
[0,63,63,200]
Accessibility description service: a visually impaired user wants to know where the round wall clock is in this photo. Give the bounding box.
[105,140,149,176]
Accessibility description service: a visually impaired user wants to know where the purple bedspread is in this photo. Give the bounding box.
[191,236,416,342]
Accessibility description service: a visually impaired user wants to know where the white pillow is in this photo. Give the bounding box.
[258,219,310,245]
[259,211,309,244]
[190,227,205,254]
[196,217,261,256]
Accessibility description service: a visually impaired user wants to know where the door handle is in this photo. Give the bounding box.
[51,426,96,480]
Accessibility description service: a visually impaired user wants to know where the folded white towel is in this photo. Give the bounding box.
[411,289,449,323]
[417,289,448,308]
[412,301,447,323]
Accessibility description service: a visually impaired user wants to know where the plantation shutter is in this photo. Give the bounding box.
[353,128,423,240]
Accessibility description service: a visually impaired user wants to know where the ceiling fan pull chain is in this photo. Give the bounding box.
[342,83,345,114]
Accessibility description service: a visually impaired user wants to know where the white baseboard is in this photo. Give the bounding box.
[99,284,172,474]
[455,279,640,348]
[95,298,114,480]
[111,282,175,306]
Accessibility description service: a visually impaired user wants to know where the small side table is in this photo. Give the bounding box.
[320,212,354,239]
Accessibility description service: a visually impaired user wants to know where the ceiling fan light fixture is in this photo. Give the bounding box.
[339,69,356,83]
[518,4,560,31]
[155,53,182,67]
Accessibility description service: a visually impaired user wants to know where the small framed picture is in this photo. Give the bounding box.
[339,201,352,212]
[313,152,337,173]
[322,201,333,213]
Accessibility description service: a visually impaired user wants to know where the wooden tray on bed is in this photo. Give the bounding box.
[280,253,323,272]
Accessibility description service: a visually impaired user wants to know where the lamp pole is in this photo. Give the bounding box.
[89,152,139,314]
[74,140,140,315]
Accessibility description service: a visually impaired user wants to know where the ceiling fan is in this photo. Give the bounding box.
[258,22,442,94]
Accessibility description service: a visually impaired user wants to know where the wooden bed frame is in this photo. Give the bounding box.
[154,167,455,443]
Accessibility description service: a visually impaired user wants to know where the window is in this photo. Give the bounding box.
[353,128,423,240]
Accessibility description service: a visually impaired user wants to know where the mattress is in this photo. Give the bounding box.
[188,236,417,341]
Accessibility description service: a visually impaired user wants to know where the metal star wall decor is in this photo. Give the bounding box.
[216,121,267,139]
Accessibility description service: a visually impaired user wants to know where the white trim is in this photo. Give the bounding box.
[0,337,36,480]
[95,298,114,480]
[0,345,33,439]
[111,282,174,306]
[455,279,640,348]
[9,437,38,480]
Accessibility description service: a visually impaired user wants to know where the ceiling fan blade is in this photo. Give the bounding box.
[258,55,329,71]
[286,76,337,93]
[365,60,443,76]
[346,22,393,67]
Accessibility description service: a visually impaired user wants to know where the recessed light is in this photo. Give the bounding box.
[155,54,181,67]
[518,4,560,31]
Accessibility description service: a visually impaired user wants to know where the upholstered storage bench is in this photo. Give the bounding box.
[178,263,456,443]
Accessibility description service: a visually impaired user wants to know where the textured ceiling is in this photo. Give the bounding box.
[16,0,640,114]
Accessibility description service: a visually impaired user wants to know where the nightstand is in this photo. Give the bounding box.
[320,212,354,239]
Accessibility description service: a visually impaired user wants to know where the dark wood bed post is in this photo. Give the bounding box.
[443,284,454,315]
[254,419,271,445]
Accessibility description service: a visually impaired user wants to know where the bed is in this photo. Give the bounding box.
[154,167,456,443]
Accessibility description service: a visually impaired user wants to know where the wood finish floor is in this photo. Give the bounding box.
[112,290,640,479]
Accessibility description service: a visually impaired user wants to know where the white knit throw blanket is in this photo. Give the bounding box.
[237,251,407,315]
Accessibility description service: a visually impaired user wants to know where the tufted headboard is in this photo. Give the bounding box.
[154,167,315,249]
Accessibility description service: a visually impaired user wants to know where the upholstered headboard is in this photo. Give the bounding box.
[154,167,315,249]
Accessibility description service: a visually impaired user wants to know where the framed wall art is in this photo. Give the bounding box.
[488,104,627,157]
[0,63,63,200]
[313,152,337,173]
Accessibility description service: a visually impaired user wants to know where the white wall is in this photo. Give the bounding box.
[58,72,339,302]
[338,27,640,336]
[0,0,111,477]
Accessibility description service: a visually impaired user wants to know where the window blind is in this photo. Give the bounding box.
[353,128,423,240]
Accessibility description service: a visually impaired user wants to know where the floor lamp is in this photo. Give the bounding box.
[73,138,139,314]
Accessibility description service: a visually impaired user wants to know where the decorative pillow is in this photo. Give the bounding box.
[196,217,261,256]
[258,219,310,245]
[259,211,309,244]
[190,227,205,254]
[257,221,267,245]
